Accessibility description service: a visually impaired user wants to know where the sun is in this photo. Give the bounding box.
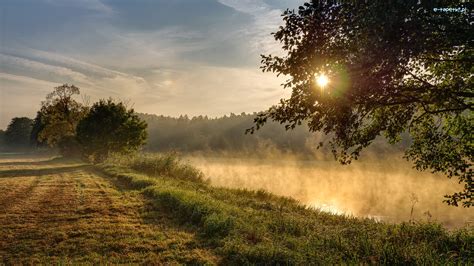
[316,73,329,89]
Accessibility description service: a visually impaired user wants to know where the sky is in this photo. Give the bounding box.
[0,0,302,129]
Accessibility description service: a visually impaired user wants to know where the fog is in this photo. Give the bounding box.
[186,153,473,229]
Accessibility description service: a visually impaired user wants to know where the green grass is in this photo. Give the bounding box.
[100,153,474,264]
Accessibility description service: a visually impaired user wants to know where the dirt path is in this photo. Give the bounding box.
[0,155,218,264]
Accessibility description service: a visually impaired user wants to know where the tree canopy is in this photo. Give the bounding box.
[30,111,47,148]
[0,130,5,151]
[36,84,88,156]
[77,99,147,163]
[252,1,473,206]
[4,117,33,150]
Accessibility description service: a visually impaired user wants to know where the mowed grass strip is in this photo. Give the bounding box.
[0,156,219,264]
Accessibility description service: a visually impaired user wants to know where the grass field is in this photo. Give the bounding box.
[0,155,218,264]
[0,153,472,264]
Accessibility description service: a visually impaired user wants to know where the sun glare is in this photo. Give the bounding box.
[316,73,329,89]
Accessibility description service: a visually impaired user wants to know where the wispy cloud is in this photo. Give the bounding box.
[0,0,300,128]
[217,0,288,56]
[45,0,115,14]
[0,54,89,84]
[0,72,59,88]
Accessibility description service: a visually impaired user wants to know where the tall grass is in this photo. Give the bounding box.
[100,153,474,264]
[105,153,205,183]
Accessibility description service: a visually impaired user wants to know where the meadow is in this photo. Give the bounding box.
[1,152,471,264]
[0,154,217,264]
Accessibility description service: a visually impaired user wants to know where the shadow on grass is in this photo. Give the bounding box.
[95,168,203,233]
[0,157,74,166]
[0,165,91,178]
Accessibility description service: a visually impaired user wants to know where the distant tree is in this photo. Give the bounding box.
[252,1,473,206]
[76,99,147,162]
[4,117,33,149]
[0,130,7,151]
[37,84,88,156]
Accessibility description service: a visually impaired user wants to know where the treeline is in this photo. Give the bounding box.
[1,111,321,156]
[140,113,409,157]
[0,117,35,151]
[142,113,313,153]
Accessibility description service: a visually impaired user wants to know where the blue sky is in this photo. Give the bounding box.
[0,0,302,128]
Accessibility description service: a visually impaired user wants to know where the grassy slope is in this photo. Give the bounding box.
[0,153,472,264]
[101,154,473,264]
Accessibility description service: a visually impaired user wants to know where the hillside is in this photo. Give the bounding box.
[1,153,472,264]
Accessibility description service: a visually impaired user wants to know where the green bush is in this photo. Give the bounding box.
[76,99,147,163]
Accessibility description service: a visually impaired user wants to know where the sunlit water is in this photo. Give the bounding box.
[186,155,473,229]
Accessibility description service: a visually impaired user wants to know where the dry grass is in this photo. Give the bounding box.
[0,154,219,264]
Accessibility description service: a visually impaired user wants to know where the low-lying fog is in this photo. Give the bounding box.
[186,153,473,229]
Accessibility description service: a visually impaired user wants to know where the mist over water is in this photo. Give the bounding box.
[186,154,473,229]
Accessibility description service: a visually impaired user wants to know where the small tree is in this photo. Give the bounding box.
[4,117,33,150]
[76,99,147,162]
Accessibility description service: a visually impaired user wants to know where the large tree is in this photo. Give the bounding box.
[251,1,473,206]
[36,84,88,156]
[4,117,33,150]
[76,99,147,163]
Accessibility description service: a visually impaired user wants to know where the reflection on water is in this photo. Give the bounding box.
[308,202,346,215]
[187,155,473,229]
